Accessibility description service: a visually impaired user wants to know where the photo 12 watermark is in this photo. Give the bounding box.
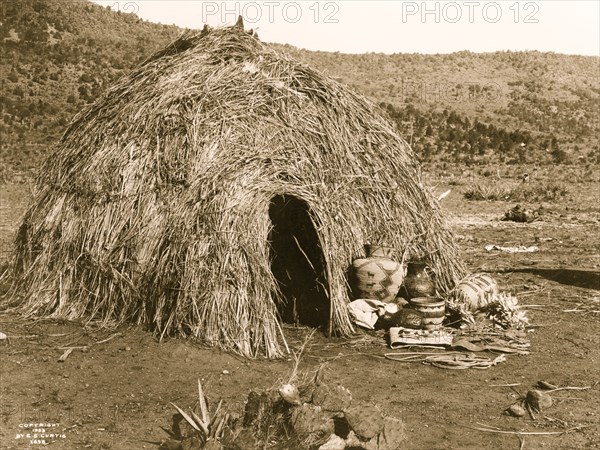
[104,1,140,15]
[106,1,341,24]
[400,80,503,103]
[401,1,540,24]
[198,2,340,24]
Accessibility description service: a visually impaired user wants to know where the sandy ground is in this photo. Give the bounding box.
[1,170,599,449]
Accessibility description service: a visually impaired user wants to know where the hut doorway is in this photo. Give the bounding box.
[268,195,330,327]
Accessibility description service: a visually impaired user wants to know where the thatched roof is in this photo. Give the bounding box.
[4,24,465,357]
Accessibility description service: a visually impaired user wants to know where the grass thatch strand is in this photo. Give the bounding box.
[3,25,465,357]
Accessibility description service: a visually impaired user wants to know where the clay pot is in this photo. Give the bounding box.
[401,262,435,300]
[407,297,446,330]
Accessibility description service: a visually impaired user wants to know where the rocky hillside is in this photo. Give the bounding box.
[0,0,181,175]
[1,0,598,178]
[281,46,599,165]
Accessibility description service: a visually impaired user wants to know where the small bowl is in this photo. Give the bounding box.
[408,297,446,330]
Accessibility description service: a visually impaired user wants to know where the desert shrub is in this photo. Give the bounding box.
[463,183,511,200]
[448,177,466,186]
[510,182,569,202]
[551,147,570,163]
[464,181,569,202]
[0,162,15,184]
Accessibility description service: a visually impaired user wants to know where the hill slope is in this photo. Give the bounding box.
[281,46,599,164]
[1,0,598,177]
[0,0,181,174]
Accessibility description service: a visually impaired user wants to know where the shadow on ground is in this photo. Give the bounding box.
[500,268,600,290]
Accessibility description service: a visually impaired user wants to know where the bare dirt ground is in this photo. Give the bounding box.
[1,167,599,450]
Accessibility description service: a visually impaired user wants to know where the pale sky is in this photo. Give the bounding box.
[91,1,600,56]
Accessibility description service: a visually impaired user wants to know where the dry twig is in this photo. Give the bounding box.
[469,422,591,436]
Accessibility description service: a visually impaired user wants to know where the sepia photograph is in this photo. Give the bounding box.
[1,1,598,448]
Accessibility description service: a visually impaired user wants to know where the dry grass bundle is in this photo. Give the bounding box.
[463,182,512,201]
[2,24,465,357]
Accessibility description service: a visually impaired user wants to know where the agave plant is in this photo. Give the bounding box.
[170,379,228,445]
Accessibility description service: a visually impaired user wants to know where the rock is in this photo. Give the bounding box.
[279,383,301,405]
[505,402,526,417]
[503,205,540,223]
[159,438,183,450]
[345,417,407,450]
[203,440,223,450]
[344,430,363,448]
[343,403,384,439]
[180,437,203,450]
[291,403,335,435]
[526,390,553,412]
[312,384,353,412]
[364,438,380,450]
[318,433,346,450]
[378,416,406,450]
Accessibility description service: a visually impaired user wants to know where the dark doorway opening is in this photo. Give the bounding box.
[268,195,329,328]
